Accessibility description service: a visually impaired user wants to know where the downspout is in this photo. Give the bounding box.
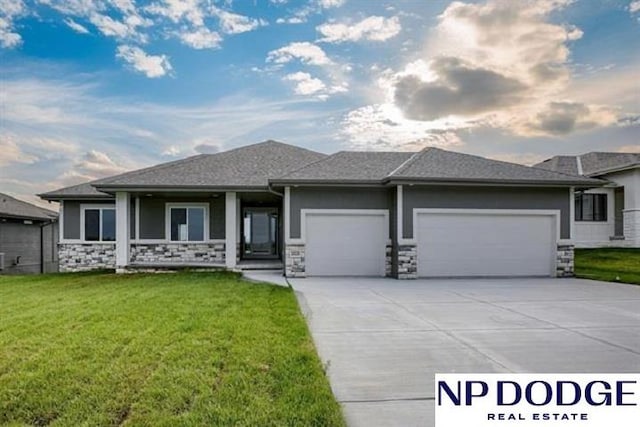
[267,183,283,197]
[38,219,55,274]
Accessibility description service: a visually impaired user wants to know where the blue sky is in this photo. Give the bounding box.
[0,0,639,207]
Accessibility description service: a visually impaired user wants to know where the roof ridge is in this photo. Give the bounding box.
[274,151,341,180]
[388,147,433,177]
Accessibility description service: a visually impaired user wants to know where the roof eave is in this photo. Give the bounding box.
[93,184,272,193]
[585,162,640,177]
[382,176,606,187]
[268,179,385,186]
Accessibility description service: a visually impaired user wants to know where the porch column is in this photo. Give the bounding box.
[115,191,130,271]
[225,192,237,268]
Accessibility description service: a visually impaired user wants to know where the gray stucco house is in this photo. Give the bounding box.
[0,193,58,274]
[536,152,640,248]
[39,141,602,278]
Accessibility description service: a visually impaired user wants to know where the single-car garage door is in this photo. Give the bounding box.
[305,211,388,276]
[416,210,557,277]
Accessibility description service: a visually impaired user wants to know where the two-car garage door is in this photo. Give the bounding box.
[415,211,557,277]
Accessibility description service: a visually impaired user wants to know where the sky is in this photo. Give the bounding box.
[0,0,639,208]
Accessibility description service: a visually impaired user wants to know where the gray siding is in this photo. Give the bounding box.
[289,187,393,239]
[138,197,225,240]
[403,186,571,239]
[63,201,115,240]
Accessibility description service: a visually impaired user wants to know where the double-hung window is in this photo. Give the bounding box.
[168,204,207,242]
[82,206,116,242]
[575,193,607,222]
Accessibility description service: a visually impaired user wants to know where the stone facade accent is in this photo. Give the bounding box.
[397,244,417,279]
[285,244,306,278]
[385,244,392,277]
[59,243,116,272]
[556,244,575,277]
[130,243,225,264]
[623,209,640,247]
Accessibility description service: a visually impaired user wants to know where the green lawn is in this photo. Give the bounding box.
[575,248,640,285]
[0,272,344,426]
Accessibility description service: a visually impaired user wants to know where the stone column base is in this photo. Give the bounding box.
[556,244,574,277]
[397,244,417,279]
[285,244,306,278]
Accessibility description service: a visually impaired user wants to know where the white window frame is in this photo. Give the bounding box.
[80,204,117,243]
[165,203,210,243]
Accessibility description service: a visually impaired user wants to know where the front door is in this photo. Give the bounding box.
[242,208,279,259]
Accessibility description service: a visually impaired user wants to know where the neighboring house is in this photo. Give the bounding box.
[536,152,640,248]
[0,193,59,274]
[39,141,602,279]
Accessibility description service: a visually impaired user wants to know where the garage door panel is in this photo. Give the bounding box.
[417,212,555,277]
[305,213,387,277]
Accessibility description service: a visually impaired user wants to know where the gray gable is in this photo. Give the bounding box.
[94,140,327,189]
[275,151,416,183]
[535,152,640,177]
[0,193,57,220]
[389,148,601,185]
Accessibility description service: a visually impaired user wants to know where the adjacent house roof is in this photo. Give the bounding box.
[0,193,57,221]
[535,152,640,177]
[386,148,601,185]
[93,140,327,190]
[274,151,416,184]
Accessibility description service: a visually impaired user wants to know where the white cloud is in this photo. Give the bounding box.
[64,18,90,34]
[488,152,547,166]
[116,45,173,78]
[317,16,401,43]
[630,1,640,14]
[145,0,206,27]
[318,0,345,8]
[0,135,38,166]
[617,144,640,153]
[211,6,267,34]
[267,41,332,66]
[284,72,326,96]
[178,26,221,49]
[0,0,25,48]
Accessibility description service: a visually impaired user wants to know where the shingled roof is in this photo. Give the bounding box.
[273,151,415,184]
[0,193,57,221]
[39,182,112,201]
[386,147,601,185]
[93,140,327,190]
[536,152,640,177]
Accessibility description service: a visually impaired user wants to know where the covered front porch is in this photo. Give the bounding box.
[114,190,284,272]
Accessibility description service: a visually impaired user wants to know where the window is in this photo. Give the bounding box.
[575,193,607,222]
[83,207,116,241]
[169,206,206,241]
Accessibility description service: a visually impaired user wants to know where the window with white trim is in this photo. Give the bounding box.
[169,206,207,241]
[83,207,116,242]
[575,193,607,222]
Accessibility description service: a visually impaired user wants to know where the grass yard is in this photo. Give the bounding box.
[575,248,640,285]
[0,272,344,426]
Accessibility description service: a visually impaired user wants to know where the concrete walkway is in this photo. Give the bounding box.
[289,277,640,427]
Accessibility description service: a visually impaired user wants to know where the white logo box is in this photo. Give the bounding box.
[435,373,640,427]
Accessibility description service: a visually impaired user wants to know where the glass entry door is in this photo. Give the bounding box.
[243,208,279,259]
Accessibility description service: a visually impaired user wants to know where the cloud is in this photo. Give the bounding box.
[116,45,173,78]
[616,144,640,153]
[0,0,25,48]
[522,101,617,136]
[267,41,332,66]
[194,143,220,154]
[211,6,267,34]
[394,56,527,120]
[317,16,401,43]
[0,135,38,166]
[630,1,640,14]
[64,18,90,34]
[178,26,221,49]
[318,0,345,8]
[145,0,206,27]
[488,152,547,166]
[284,72,326,96]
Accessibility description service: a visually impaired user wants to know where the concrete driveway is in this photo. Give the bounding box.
[289,277,640,427]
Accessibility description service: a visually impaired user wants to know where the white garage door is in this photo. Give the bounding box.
[305,211,388,276]
[416,210,557,277]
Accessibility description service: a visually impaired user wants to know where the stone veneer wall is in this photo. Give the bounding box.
[385,244,392,277]
[556,244,575,277]
[285,244,306,278]
[59,243,116,272]
[130,243,225,264]
[397,244,417,279]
